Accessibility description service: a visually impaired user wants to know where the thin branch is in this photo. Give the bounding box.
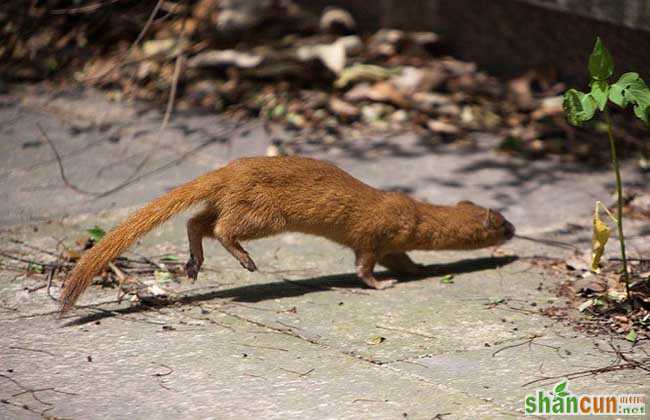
[79,0,164,82]
[375,324,436,339]
[49,0,122,14]
[8,346,57,357]
[37,123,97,195]
[37,122,224,198]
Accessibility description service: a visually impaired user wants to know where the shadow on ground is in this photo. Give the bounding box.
[63,255,517,326]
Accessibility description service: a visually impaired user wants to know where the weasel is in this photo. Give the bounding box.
[60,156,515,313]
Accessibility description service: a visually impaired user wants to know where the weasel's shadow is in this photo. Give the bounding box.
[63,255,517,326]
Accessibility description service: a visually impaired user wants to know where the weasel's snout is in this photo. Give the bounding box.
[504,221,516,240]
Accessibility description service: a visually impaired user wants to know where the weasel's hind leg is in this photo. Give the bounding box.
[213,211,284,272]
[186,208,218,280]
[378,253,421,275]
[355,251,398,290]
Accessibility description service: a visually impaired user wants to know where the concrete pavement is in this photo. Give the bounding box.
[1,85,648,419]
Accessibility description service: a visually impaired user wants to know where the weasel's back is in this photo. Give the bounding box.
[214,156,385,239]
[221,156,379,199]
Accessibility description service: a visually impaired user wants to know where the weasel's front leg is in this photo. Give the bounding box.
[355,251,398,289]
[378,252,422,275]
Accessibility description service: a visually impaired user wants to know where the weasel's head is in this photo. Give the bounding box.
[448,201,515,249]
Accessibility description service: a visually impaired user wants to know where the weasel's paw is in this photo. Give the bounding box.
[185,255,201,280]
[361,278,398,289]
[240,257,257,272]
[373,279,398,289]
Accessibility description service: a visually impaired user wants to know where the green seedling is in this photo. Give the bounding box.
[87,226,106,243]
[440,274,454,284]
[563,37,650,300]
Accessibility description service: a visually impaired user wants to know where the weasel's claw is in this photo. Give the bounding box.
[185,255,200,280]
[240,258,257,272]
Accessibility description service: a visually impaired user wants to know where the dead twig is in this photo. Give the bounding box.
[492,334,543,357]
[37,122,223,198]
[0,251,67,270]
[233,343,289,352]
[80,0,164,82]
[8,346,57,357]
[375,324,436,339]
[0,373,78,409]
[160,43,185,133]
[151,363,174,377]
[522,362,641,387]
[36,123,97,196]
[352,398,388,403]
[108,261,131,303]
[46,265,60,303]
[8,239,60,258]
[522,340,649,387]
[49,0,122,14]
[279,367,315,377]
[26,284,47,293]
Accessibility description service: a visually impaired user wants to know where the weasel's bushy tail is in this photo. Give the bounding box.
[60,174,216,314]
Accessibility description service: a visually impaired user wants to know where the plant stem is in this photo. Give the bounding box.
[603,109,630,299]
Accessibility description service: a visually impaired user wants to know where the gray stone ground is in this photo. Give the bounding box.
[1,85,649,419]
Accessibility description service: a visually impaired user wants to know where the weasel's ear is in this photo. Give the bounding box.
[483,208,495,228]
[457,200,475,206]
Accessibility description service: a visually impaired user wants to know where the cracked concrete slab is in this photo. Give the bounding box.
[389,334,650,416]
[4,311,511,419]
[1,85,649,419]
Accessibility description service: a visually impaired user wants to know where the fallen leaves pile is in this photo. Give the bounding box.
[2,228,187,308]
[553,193,650,342]
[2,0,649,163]
[562,257,650,343]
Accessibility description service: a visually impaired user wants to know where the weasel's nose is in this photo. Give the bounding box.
[504,221,516,239]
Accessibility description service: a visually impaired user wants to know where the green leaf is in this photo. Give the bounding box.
[553,381,568,395]
[617,72,641,84]
[626,329,638,343]
[608,72,650,125]
[590,80,609,111]
[563,89,597,126]
[625,78,650,125]
[160,255,179,262]
[154,270,173,283]
[440,274,454,284]
[488,297,506,305]
[608,84,627,107]
[27,262,44,274]
[87,226,106,242]
[270,104,286,119]
[633,103,650,125]
[609,72,639,107]
[588,37,614,81]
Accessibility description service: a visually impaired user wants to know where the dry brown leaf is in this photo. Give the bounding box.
[427,119,460,134]
[328,96,360,119]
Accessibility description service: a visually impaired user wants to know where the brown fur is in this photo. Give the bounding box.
[60,156,515,313]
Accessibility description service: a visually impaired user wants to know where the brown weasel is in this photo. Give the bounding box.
[60,156,515,313]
